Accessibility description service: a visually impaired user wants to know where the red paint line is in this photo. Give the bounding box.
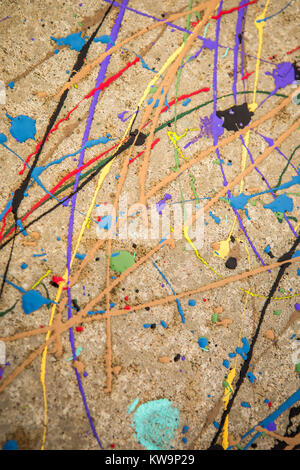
[286,45,300,55]
[19,57,140,175]
[211,0,258,20]
[0,85,208,243]
[241,71,254,80]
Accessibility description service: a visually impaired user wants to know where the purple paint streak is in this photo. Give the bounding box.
[232,2,247,104]
[101,0,274,66]
[212,1,266,267]
[65,0,129,449]
[240,134,298,238]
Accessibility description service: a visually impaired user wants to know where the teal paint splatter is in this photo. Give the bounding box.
[131,399,180,450]
[128,398,140,414]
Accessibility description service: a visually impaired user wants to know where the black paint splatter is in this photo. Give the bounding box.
[216,103,253,132]
[225,257,237,269]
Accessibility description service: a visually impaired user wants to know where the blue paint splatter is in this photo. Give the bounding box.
[188,299,196,306]
[2,440,18,450]
[241,402,251,408]
[6,114,36,143]
[8,81,15,89]
[236,337,250,360]
[93,35,115,45]
[264,194,293,213]
[22,290,52,315]
[198,337,209,350]
[209,211,221,224]
[50,32,87,51]
[182,98,191,106]
[75,253,86,260]
[223,359,230,368]
[246,371,257,384]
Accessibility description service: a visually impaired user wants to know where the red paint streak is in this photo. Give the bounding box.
[212,1,258,20]
[190,20,209,28]
[241,71,254,80]
[286,45,300,55]
[124,305,131,310]
[268,402,272,408]
[0,86,208,243]
[128,138,160,165]
[52,276,65,284]
[19,57,140,175]
[160,87,210,114]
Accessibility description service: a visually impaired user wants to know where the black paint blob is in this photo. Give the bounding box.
[216,103,253,132]
[225,257,237,270]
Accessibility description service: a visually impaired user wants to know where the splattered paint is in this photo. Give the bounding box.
[0,0,299,453]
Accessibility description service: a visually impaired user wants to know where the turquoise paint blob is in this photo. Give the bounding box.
[264,194,293,213]
[50,32,87,51]
[131,399,180,450]
[128,398,140,414]
[2,440,18,450]
[94,35,115,45]
[22,290,52,314]
[6,114,36,143]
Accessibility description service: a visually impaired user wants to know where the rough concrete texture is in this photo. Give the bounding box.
[0,0,299,451]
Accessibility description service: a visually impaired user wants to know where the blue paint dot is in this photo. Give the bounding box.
[21,263,28,270]
[241,402,251,408]
[182,437,187,443]
[223,359,230,368]
[8,81,15,89]
[182,426,189,434]
[188,299,196,306]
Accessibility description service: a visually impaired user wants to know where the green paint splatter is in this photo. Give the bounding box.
[110,250,135,273]
[128,398,140,414]
[295,363,300,373]
[0,300,19,318]
[131,399,180,450]
[273,310,282,316]
[211,313,219,323]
